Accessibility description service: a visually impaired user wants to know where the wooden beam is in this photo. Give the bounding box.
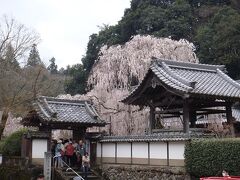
[160,115,181,118]
[197,109,226,113]
[193,101,228,109]
[155,108,182,114]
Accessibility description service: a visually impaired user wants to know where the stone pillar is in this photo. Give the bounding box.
[183,99,190,134]
[44,152,52,180]
[73,127,87,141]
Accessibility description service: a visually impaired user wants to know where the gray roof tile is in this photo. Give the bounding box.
[100,130,214,142]
[31,96,106,126]
[122,59,240,103]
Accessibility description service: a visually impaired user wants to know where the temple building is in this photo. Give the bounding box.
[122,58,240,135]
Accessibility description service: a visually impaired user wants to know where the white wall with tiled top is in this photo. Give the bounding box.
[102,143,115,157]
[169,142,185,159]
[117,143,131,158]
[150,142,167,159]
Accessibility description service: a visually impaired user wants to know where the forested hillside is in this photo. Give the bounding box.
[65,0,240,94]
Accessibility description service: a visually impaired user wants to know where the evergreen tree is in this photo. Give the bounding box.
[2,43,20,70]
[27,44,42,67]
[196,7,240,79]
[47,57,58,74]
[64,64,87,95]
[65,0,240,94]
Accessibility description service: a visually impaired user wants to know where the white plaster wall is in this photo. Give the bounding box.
[32,139,48,158]
[117,143,131,158]
[97,143,101,158]
[132,142,148,158]
[150,142,167,159]
[169,141,185,159]
[102,143,115,157]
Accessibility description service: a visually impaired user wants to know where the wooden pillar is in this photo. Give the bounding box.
[190,110,197,128]
[130,142,133,164]
[115,142,117,163]
[73,127,86,141]
[89,141,97,166]
[226,104,235,137]
[183,99,190,134]
[148,142,150,165]
[167,141,169,166]
[149,106,155,134]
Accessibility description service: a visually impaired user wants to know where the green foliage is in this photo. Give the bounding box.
[27,44,43,67]
[0,167,31,180]
[196,6,240,78]
[0,129,28,156]
[120,0,193,40]
[65,0,240,94]
[64,64,87,94]
[47,57,58,74]
[185,138,240,178]
[2,44,20,70]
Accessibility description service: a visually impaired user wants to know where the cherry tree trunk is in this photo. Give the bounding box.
[0,109,9,139]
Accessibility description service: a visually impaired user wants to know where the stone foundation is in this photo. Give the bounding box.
[100,165,190,180]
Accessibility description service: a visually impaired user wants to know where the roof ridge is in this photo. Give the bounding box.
[36,101,50,118]
[217,69,240,89]
[42,97,57,117]
[152,57,225,72]
[84,102,98,119]
[39,96,91,104]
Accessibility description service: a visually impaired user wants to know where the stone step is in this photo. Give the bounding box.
[57,166,102,180]
[60,169,100,180]
[62,169,96,174]
[67,175,100,180]
[63,172,96,177]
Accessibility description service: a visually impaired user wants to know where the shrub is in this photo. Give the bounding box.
[185,138,240,178]
[0,129,28,156]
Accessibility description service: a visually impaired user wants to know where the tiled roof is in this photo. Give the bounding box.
[233,107,240,121]
[27,96,106,126]
[100,130,214,143]
[122,58,240,103]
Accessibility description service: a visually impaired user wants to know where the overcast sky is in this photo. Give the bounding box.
[1,0,130,68]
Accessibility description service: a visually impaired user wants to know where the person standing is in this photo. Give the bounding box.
[55,140,64,168]
[82,152,90,179]
[76,140,86,167]
[65,141,75,166]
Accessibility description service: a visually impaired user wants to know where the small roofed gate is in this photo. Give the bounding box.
[21,96,106,164]
[22,96,106,140]
[122,58,240,135]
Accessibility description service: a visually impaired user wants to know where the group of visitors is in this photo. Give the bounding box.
[51,138,90,178]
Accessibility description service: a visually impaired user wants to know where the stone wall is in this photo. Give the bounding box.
[101,165,190,180]
[0,156,43,180]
